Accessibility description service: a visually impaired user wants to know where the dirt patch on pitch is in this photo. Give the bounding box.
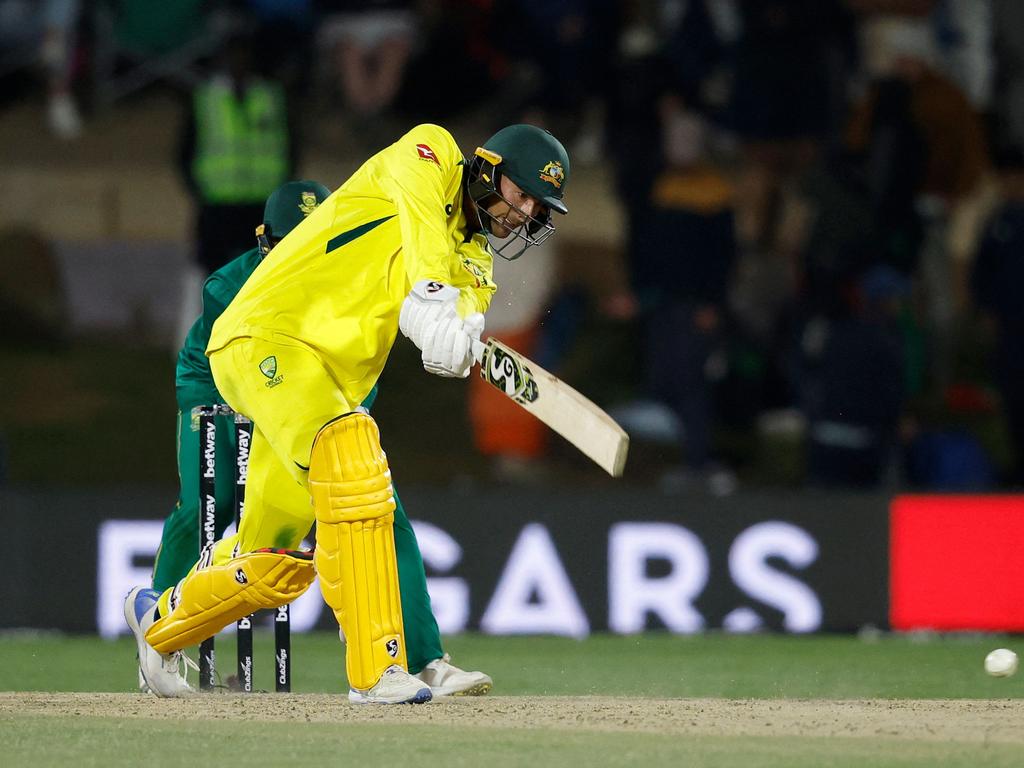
[2,693,1023,744]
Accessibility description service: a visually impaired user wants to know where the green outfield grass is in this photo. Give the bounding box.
[0,631,1021,699]
[1,632,1022,767]
[5,714,1021,768]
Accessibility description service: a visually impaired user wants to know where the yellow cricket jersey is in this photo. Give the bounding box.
[207,123,496,406]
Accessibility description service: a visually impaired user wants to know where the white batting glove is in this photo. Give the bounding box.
[399,280,460,351]
[464,312,485,337]
[422,312,485,378]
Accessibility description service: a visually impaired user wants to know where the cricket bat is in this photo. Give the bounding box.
[472,337,629,477]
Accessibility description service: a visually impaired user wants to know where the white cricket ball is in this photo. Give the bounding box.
[984,648,1018,677]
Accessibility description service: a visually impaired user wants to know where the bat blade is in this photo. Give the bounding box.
[475,338,629,477]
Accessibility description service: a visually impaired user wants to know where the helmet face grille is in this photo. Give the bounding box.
[487,211,556,261]
[466,154,557,260]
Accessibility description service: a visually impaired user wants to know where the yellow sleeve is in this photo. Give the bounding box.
[455,239,497,316]
[377,124,463,285]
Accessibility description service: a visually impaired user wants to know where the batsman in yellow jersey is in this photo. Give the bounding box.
[125,122,570,703]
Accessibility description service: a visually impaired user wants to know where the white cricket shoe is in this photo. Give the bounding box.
[124,586,196,697]
[348,664,432,704]
[415,654,493,696]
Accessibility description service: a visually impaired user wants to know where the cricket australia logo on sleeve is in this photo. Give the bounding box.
[460,257,490,288]
[259,356,284,388]
[482,344,539,404]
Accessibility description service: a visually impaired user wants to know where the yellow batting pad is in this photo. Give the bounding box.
[146,548,314,654]
[309,413,405,691]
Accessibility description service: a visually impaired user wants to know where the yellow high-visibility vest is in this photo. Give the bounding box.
[192,77,289,203]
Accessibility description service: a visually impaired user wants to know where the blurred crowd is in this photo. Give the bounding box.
[4,0,1024,494]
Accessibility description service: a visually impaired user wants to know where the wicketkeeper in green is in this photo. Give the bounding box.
[144,179,491,697]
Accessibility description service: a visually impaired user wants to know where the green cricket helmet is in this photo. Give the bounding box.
[257,180,331,256]
[466,124,570,260]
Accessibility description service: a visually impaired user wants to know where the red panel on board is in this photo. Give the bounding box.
[890,495,1024,631]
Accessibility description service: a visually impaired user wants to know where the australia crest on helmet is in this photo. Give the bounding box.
[540,160,565,189]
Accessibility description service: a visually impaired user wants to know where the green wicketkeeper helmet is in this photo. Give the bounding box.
[467,124,570,260]
[257,180,331,256]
